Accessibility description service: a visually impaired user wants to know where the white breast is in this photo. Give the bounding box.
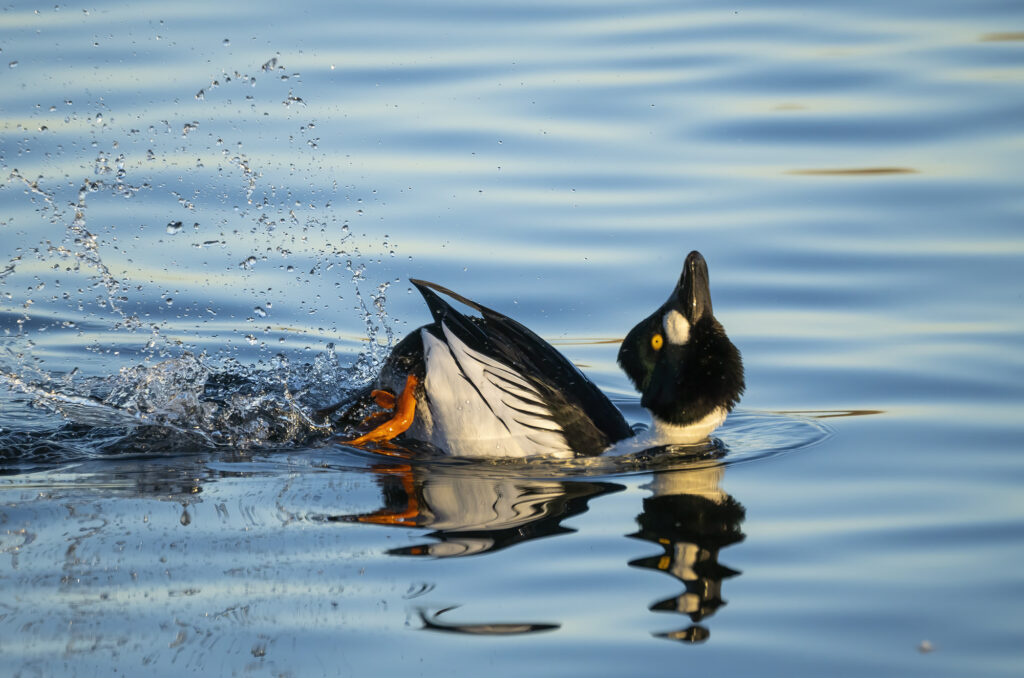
[410,325,574,459]
[606,406,727,455]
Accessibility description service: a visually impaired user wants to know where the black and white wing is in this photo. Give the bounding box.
[411,279,631,457]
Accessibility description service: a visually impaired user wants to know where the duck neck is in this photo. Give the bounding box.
[604,406,729,456]
[648,407,728,445]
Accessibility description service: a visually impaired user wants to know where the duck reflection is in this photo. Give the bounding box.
[343,455,745,642]
[348,463,623,557]
[629,464,745,643]
[335,463,623,635]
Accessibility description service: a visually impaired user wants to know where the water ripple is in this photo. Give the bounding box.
[323,409,833,480]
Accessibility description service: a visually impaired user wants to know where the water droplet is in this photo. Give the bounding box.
[222,38,231,47]
[165,297,173,306]
[93,113,103,125]
[8,61,18,69]
[244,334,257,345]
[254,306,267,318]
[166,221,183,234]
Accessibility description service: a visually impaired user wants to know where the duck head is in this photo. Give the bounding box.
[617,251,744,435]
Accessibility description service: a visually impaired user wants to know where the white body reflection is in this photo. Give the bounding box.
[346,464,622,558]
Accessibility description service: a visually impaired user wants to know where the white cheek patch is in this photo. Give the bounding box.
[662,309,690,346]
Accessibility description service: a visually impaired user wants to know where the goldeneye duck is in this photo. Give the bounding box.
[616,250,745,447]
[331,250,743,458]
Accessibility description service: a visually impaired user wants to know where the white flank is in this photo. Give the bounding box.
[662,309,690,345]
[414,326,574,459]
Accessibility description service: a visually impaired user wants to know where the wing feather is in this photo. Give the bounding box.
[441,323,569,441]
[412,279,632,456]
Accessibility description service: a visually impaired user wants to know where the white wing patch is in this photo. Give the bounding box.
[416,325,574,459]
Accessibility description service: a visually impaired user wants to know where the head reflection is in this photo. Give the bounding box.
[629,464,745,643]
[352,463,623,557]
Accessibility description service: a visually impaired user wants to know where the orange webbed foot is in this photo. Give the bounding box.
[344,374,419,446]
[370,389,396,409]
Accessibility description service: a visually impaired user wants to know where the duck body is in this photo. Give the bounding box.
[359,279,633,458]
[335,251,744,458]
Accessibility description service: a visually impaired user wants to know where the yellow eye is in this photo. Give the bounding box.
[651,333,664,351]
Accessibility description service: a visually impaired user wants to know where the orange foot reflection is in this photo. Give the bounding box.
[356,464,420,526]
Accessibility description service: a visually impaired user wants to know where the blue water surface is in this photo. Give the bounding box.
[2,1,1023,676]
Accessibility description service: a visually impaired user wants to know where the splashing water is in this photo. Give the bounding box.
[0,52,402,472]
[0,346,367,471]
